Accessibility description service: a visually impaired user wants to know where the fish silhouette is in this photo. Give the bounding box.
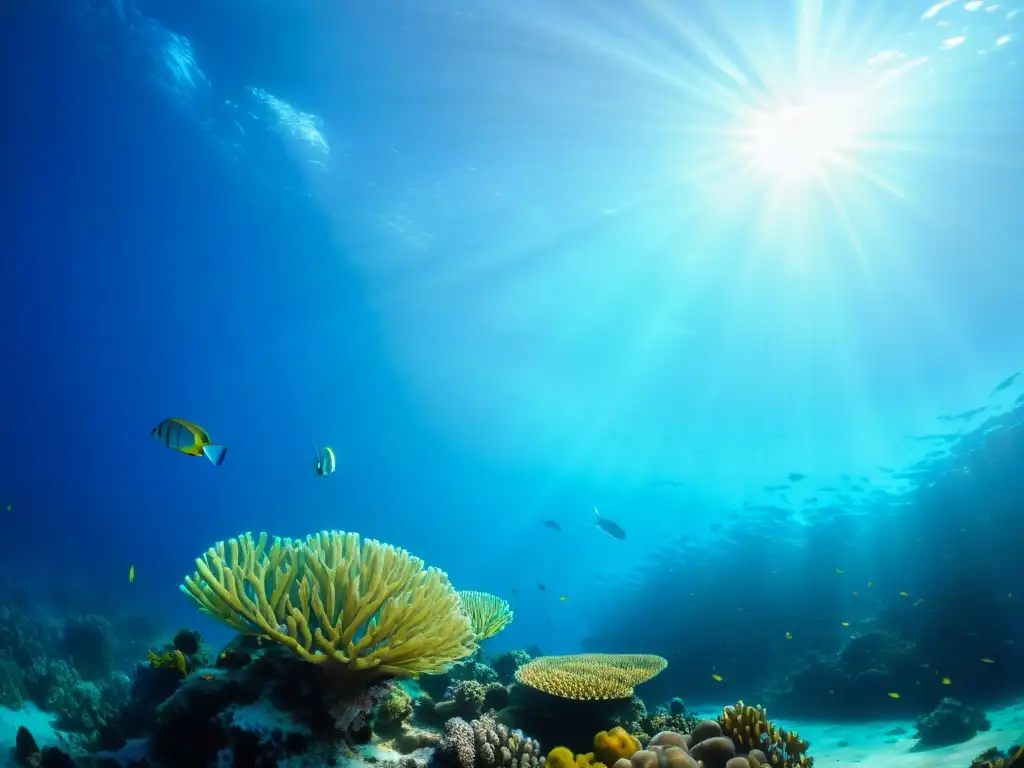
[542,520,562,532]
[594,508,626,540]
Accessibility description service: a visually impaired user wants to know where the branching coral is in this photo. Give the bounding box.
[180,530,476,679]
[437,715,543,768]
[515,654,667,700]
[718,701,813,768]
[458,591,514,642]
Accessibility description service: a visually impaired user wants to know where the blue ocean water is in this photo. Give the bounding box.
[1,0,1023,764]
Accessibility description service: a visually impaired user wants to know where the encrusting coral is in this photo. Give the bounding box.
[458,591,514,641]
[515,654,668,700]
[180,530,477,679]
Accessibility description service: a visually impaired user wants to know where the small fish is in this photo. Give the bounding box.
[980,658,996,664]
[558,595,567,602]
[312,438,336,477]
[941,677,951,685]
[828,689,835,695]
[542,520,563,532]
[899,591,909,597]
[537,584,546,591]
[712,673,723,682]
[594,508,626,540]
[992,372,1020,394]
[888,692,901,699]
[199,673,216,681]
[852,591,859,596]
[841,622,850,627]
[835,569,844,574]
[867,581,873,587]
[129,564,135,583]
[151,418,227,465]
[5,504,10,512]
[788,472,806,482]
[785,632,793,640]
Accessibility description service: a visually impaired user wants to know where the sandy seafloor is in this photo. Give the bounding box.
[797,698,1024,766]
[1,698,1023,767]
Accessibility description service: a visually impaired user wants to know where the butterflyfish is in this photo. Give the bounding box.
[152,418,227,466]
[312,438,336,477]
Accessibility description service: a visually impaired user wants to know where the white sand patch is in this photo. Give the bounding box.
[800,699,1024,766]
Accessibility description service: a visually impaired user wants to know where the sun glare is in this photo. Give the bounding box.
[740,97,864,182]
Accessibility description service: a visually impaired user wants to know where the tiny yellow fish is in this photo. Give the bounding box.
[867,581,873,587]
[841,622,850,627]
[835,569,843,574]
[980,658,995,664]
[899,591,909,597]
[129,564,135,583]
[888,692,901,699]
[941,677,951,685]
[785,631,793,640]
[558,595,567,601]
[712,673,723,682]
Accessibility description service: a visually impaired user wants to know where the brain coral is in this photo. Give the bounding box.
[514,653,667,700]
[180,530,476,679]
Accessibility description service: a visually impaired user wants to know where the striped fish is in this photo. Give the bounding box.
[151,418,227,466]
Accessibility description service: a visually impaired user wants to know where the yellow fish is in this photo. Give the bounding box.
[941,677,951,685]
[151,418,227,466]
[888,692,901,699]
[835,569,843,574]
[899,591,909,597]
[980,658,995,664]
[712,673,724,682]
[841,622,850,627]
[129,564,135,583]
[785,632,793,640]
[558,595,567,601]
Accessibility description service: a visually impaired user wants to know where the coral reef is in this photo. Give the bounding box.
[494,650,533,686]
[436,714,544,768]
[458,591,514,641]
[914,697,991,748]
[180,530,477,679]
[768,632,921,716]
[594,726,641,765]
[972,745,1024,768]
[515,654,668,700]
[718,702,813,768]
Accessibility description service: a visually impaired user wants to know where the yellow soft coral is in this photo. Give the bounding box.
[594,727,640,765]
[180,530,477,679]
[719,700,813,768]
[457,590,514,641]
[548,748,607,768]
[515,653,667,700]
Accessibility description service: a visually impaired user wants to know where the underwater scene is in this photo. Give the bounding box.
[2,0,1023,767]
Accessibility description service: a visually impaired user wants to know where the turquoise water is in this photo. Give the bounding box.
[1,1,1022,765]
